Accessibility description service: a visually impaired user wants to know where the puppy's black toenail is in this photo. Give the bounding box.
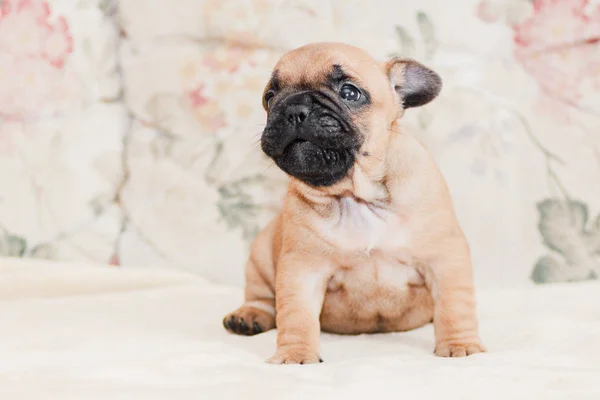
[319,358,323,363]
[239,318,249,333]
[252,321,263,334]
[226,316,236,331]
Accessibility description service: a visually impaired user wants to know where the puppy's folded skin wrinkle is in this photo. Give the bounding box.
[223,42,485,365]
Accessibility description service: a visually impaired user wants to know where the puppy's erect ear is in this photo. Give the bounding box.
[385,58,442,108]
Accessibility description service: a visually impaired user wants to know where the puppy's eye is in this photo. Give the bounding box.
[339,83,361,102]
[264,90,276,109]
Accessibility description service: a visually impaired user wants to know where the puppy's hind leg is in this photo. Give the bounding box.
[223,259,276,336]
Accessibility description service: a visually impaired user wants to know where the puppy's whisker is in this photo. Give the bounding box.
[305,186,316,198]
[247,131,264,145]
[263,161,275,174]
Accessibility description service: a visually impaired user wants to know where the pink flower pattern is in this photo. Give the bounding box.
[187,84,209,108]
[184,84,227,133]
[43,16,73,68]
[0,0,74,120]
[512,0,600,121]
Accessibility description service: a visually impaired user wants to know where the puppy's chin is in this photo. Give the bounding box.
[274,140,355,187]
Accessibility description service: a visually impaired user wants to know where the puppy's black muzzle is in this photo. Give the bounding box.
[261,91,361,187]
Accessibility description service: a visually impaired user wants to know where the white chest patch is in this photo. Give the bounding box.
[319,196,411,253]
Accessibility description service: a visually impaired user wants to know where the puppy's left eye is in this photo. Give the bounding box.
[339,83,361,102]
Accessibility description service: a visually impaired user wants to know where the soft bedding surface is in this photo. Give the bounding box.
[0,259,598,400]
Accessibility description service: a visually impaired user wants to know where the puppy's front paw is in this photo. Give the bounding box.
[435,337,486,358]
[267,346,323,365]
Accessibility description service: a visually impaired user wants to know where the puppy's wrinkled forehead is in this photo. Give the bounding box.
[271,43,389,95]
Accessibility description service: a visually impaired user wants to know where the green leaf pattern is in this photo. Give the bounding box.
[532,199,600,283]
[0,234,27,257]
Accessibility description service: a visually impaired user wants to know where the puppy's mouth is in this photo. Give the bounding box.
[272,137,356,187]
[284,139,348,163]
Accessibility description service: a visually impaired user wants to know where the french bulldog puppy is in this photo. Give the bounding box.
[223,42,486,364]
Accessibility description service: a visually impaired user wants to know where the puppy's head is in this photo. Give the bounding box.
[261,42,441,187]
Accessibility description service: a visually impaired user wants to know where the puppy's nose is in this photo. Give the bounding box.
[285,104,310,126]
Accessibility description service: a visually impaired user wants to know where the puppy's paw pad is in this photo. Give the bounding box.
[222,306,274,336]
[435,338,486,358]
[267,347,322,365]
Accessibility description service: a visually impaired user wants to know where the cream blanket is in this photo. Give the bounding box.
[1,259,598,399]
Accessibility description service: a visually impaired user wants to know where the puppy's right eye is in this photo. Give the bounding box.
[264,90,276,109]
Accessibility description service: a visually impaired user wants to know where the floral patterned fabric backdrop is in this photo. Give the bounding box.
[0,0,599,288]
